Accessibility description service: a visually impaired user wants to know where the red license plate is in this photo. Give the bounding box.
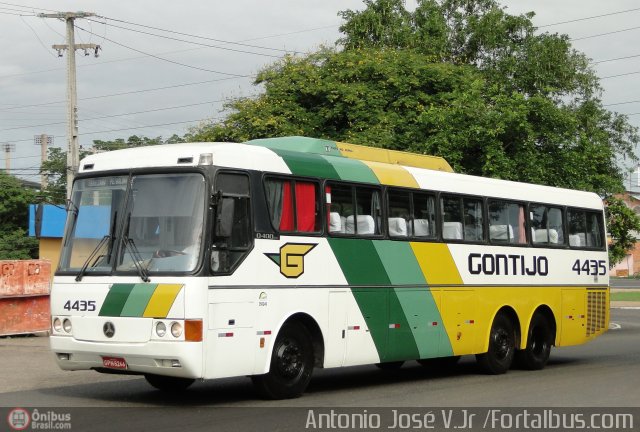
[102,356,127,370]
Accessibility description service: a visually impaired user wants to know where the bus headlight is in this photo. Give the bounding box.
[171,322,183,338]
[155,321,167,337]
[62,318,72,333]
[53,318,62,333]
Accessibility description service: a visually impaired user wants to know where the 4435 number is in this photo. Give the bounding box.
[63,300,96,312]
[571,259,606,276]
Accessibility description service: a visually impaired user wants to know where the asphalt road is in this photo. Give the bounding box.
[0,309,638,431]
[610,278,640,289]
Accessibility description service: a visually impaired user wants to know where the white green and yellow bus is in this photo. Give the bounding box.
[50,136,609,399]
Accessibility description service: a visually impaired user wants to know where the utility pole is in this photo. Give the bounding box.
[34,134,53,189]
[2,143,15,173]
[38,12,100,199]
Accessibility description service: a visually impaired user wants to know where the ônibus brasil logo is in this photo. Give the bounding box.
[265,243,317,278]
[7,408,30,431]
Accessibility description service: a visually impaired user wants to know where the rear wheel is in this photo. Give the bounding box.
[375,361,404,370]
[144,374,194,392]
[252,322,314,399]
[515,313,553,370]
[476,313,516,374]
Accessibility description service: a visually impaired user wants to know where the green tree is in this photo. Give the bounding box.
[0,172,38,259]
[605,197,640,269]
[188,0,640,264]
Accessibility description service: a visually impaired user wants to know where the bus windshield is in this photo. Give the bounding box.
[59,173,206,275]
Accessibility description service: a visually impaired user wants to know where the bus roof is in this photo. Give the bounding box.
[246,136,454,173]
[77,139,603,210]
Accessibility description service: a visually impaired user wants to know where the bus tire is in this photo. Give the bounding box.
[375,361,404,370]
[252,322,314,399]
[417,356,461,369]
[144,374,194,392]
[476,313,515,375]
[515,313,553,370]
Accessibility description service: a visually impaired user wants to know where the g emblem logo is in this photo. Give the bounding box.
[265,243,317,278]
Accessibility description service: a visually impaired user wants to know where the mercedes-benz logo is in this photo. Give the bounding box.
[103,321,115,338]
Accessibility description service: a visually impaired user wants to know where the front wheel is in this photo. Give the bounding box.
[252,322,314,399]
[476,313,516,375]
[515,313,553,370]
[144,374,194,392]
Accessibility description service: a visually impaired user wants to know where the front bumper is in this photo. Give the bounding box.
[50,335,203,378]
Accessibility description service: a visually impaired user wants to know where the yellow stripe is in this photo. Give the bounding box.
[336,141,453,172]
[410,242,462,285]
[143,284,183,318]
[362,160,419,187]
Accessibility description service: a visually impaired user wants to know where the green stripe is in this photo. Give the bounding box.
[373,241,426,285]
[394,288,454,358]
[99,283,135,317]
[328,238,390,286]
[247,136,343,157]
[373,241,422,360]
[374,241,453,359]
[322,155,379,184]
[330,239,453,361]
[322,156,380,184]
[329,238,391,359]
[272,149,341,180]
[120,283,157,317]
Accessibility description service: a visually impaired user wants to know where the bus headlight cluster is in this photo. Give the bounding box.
[154,320,184,340]
[171,322,183,338]
[155,321,167,337]
[52,317,72,335]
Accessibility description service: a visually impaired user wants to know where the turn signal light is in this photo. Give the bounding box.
[185,319,203,342]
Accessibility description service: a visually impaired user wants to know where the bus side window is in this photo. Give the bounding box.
[212,172,252,274]
[412,192,436,238]
[489,200,526,244]
[265,177,321,234]
[441,195,464,240]
[568,209,604,249]
[327,183,381,236]
[531,204,565,246]
[463,197,484,242]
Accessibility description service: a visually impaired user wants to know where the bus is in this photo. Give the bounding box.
[50,136,609,399]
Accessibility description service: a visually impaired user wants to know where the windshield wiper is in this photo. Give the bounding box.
[120,212,150,282]
[122,236,150,282]
[75,235,110,282]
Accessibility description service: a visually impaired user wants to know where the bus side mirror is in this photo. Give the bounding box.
[215,197,234,238]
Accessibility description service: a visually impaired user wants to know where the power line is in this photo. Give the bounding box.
[19,15,56,57]
[593,53,640,65]
[0,24,337,81]
[0,11,34,16]
[538,7,640,28]
[571,25,640,42]
[603,99,640,107]
[0,1,56,13]
[0,75,253,112]
[0,98,233,132]
[0,5,36,14]
[600,70,640,80]
[92,17,293,56]
[75,25,249,77]
[5,115,224,144]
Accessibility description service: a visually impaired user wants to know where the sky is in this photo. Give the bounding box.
[2,0,640,184]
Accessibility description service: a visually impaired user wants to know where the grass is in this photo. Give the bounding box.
[610,292,640,302]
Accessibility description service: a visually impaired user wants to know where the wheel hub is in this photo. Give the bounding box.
[275,338,304,379]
